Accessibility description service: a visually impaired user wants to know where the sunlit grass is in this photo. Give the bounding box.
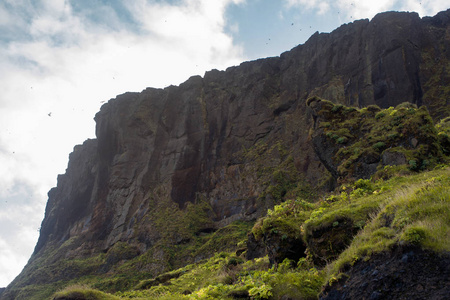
[327,167,450,282]
[46,167,449,300]
[53,284,121,300]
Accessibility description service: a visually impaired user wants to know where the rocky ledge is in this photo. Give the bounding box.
[321,246,450,300]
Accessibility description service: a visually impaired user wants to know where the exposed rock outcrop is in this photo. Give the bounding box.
[3,9,450,299]
[307,96,445,181]
[306,217,359,267]
[320,246,450,300]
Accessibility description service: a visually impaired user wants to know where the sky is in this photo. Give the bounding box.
[0,0,448,287]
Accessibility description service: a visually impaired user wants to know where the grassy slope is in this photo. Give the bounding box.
[52,165,449,300]
[34,103,450,299]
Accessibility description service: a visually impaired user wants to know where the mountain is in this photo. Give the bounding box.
[2,9,449,300]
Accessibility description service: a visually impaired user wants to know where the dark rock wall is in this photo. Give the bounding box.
[34,139,99,253]
[36,9,450,255]
[320,246,450,300]
[6,9,448,295]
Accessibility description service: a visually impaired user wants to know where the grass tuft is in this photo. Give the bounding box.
[53,285,120,300]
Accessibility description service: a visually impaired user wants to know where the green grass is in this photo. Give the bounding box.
[44,166,449,300]
[252,198,314,240]
[113,254,324,300]
[327,167,450,282]
[53,285,120,300]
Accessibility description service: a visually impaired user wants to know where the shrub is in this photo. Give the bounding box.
[372,142,386,151]
[227,256,244,267]
[337,137,348,144]
[53,285,119,300]
[375,111,386,119]
[331,104,344,113]
[401,226,427,245]
[353,179,374,192]
[408,159,418,170]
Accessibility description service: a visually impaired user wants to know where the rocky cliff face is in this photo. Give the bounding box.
[3,9,450,299]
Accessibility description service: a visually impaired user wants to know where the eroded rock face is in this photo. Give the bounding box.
[4,9,450,297]
[320,246,450,300]
[246,233,266,260]
[246,230,307,267]
[35,139,99,254]
[306,217,359,267]
[264,232,307,267]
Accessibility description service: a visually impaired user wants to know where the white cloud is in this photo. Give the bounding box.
[0,199,42,286]
[0,6,13,26]
[398,0,449,16]
[285,0,331,13]
[284,0,449,21]
[0,236,30,287]
[334,0,393,20]
[0,0,244,287]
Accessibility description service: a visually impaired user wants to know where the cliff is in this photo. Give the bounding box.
[2,9,450,300]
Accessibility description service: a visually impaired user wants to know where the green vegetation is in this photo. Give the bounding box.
[313,98,447,179]
[85,218,253,295]
[252,198,314,241]
[110,254,323,300]
[420,46,450,120]
[47,165,449,300]
[5,205,253,299]
[330,168,450,279]
[436,116,450,155]
[240,141,315,203]
[53,285,120,300]
[7,100,449,300]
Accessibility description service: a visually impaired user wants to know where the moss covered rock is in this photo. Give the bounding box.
[307,97,447,182]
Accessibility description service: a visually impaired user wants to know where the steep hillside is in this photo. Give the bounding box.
[2,9,450,300]
[50,105,450,299]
